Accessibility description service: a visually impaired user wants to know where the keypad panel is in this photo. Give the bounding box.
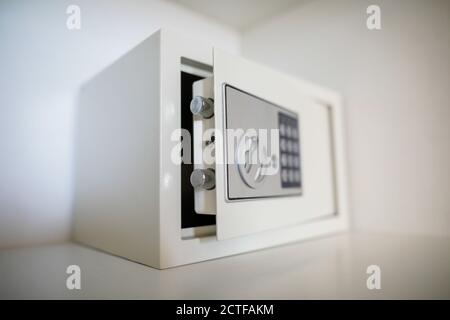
[279,113,301,188]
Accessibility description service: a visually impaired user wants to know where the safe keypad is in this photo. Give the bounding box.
[279,113,301,188]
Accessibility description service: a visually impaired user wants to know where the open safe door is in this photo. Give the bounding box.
[213,49,338,240]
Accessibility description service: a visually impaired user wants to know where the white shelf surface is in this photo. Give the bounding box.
[1,232,449,299]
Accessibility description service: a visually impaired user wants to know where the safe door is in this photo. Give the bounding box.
[191,49,339,240]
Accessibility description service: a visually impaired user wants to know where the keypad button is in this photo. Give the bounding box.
[286,140,291,152]
[281,154,287,166]
[288,170,295,182]
[288,156,295,167]
[280,123,286,136]
[281,169,288,182]
[292,128,298,139]
[280,139,286,151]
[286,126,292,138]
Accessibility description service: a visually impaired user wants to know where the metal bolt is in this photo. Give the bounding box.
[190,96,214,119]
[190,168,215,190]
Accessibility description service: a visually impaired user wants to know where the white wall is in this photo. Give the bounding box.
[2,0,448,249]
[243,0,450,236]
[0,0,240,248]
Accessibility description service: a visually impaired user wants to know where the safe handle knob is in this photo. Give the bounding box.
[190,169,215,190]
[190,96,214,119]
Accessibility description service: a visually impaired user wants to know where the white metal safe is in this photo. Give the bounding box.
[73,29,349,269]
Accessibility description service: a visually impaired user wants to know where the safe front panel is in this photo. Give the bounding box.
[214,49,337,240]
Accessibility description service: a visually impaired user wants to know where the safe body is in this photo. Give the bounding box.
[73,29,349,269]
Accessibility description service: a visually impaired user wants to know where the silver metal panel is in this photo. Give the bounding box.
[224,85,302,200]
